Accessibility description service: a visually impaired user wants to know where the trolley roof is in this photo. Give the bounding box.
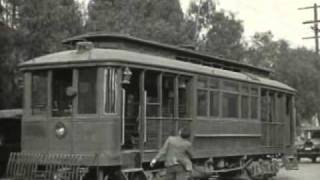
[20,48,295,93]
[62,33,272,77]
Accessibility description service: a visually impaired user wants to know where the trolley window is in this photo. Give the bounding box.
[31,71,48,115]
[52,69,73,117]
[261,90,269,122]
[241,95,249,118]
[198,77,208,88]
[197,90,208,116]
[179,76,192,117]
[222,80,239,92]
[197,76,220,117]
[241,84,249,119]
[222,80,239,118]
[210,91,219,117]
[145,71,160,117]
[222,93,238,118]
[104,68,117,113]
[78,68,97,114]
[251,96,258,119]
[162,75,175,117]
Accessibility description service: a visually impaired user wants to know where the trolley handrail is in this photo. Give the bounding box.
[144,91,147,143]
[121,89,125,145]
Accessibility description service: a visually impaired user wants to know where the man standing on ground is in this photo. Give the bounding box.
[150,127,193,180]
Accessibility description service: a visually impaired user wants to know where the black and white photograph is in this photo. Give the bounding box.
[0,0,320,179]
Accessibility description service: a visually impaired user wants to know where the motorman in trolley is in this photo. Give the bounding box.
[150,127,193,180]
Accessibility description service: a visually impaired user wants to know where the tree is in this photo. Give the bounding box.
[0,0,19,28]
[18,0,84,59]
[244,31,286,68]
[0,0,22,108]
[274,47,320,123]
[186,0,245,60]
[0,22,21,108]
[244,31,320,124]
[140,0,192,45]
[86,0,146,34]
[86,0,193,45]
[0,0,84,108]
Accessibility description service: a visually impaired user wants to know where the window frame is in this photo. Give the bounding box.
[239,83,260,120]
[196,76,261,121]
[30,70,49,116]
[103,67,119,115]
[196,76,221,118]
[250,86,259,120]
[76,67,99,115]
[221,80,240,119]
[51,68,74,117]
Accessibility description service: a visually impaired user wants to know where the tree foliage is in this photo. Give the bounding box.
[0,24,21,108]
[18,0,84,59]
[244,31,320,124]
[244,32,287,68]
[86,0,146,34]
[274,47,320,123]
[186,0,245,60]
[0,0,21,108]
[0,0,84,108]
[1,0,320,125]
[86,0,193,45]
[0,0,19,28]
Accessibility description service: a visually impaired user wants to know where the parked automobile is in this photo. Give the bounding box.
[297,127,320,162]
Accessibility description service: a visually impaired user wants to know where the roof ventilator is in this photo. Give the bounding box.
[76,41,93,53]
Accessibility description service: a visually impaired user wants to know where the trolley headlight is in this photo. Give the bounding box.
[55,122,67,139]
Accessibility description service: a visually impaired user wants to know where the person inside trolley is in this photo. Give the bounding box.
[150,127,193,180]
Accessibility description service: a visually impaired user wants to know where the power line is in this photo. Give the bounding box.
[299,3,320,54]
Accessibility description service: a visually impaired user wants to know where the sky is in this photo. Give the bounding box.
[79,0,319,50]
[180,0,318,50]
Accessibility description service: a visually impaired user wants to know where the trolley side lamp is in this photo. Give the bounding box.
[122,67,132,84]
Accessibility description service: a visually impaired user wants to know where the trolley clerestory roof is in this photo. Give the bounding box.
[62,33,272,77]
[20,48,295,93]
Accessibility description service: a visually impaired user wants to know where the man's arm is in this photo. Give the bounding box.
[154,137,170,160]
[150,137,170,167]
[186,143,193,159]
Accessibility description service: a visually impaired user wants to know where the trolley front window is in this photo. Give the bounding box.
[78,68,97,114]
[52,69,73,117]
[31,71,48,115]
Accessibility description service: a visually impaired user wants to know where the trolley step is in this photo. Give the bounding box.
[120,168,147,180]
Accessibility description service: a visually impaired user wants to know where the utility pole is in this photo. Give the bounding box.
[299,3,320,54]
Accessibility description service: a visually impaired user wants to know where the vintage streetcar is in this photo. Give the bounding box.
[2,34,297,180]
[297,126,320,162]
